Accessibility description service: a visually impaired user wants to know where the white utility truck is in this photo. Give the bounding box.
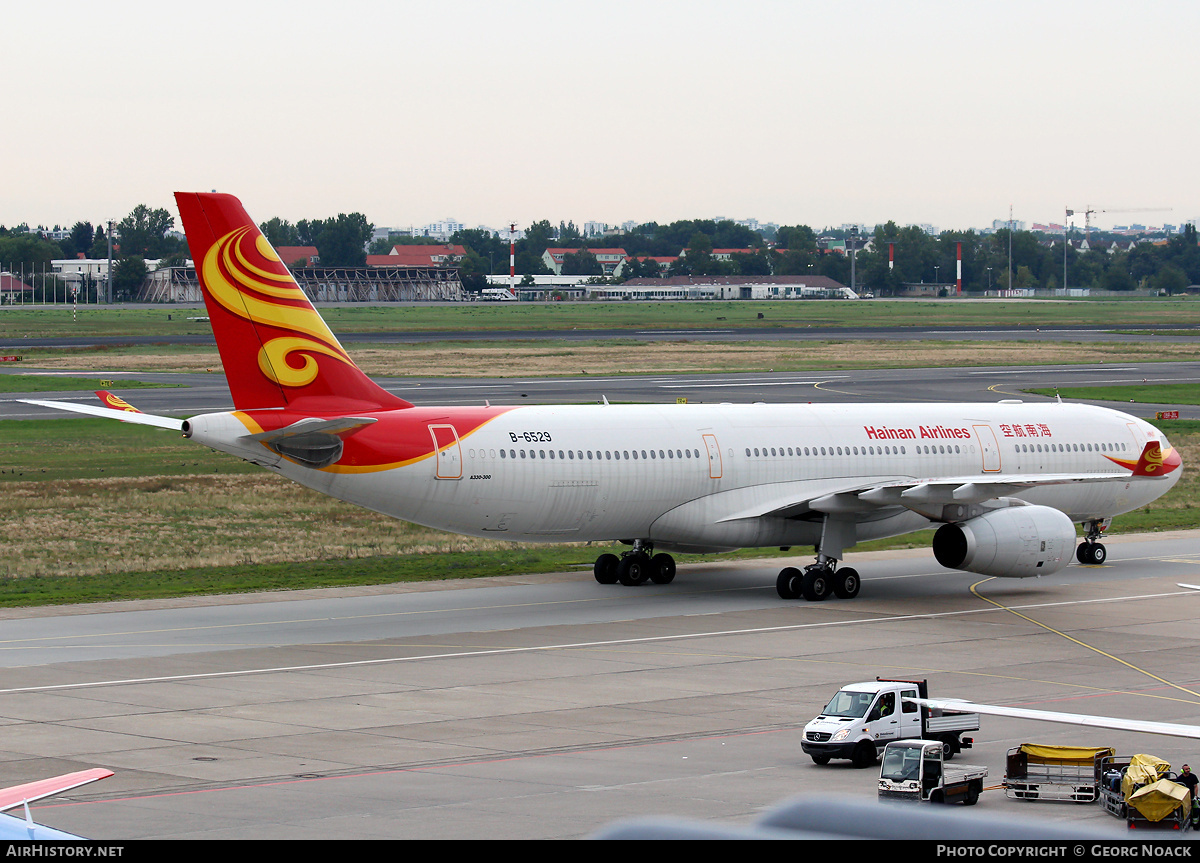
[802,678,980,768]
[877,739,989,805]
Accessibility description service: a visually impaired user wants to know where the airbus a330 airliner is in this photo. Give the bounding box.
[23,193,1184,601]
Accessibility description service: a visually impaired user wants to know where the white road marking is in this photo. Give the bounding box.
[1,587,1194,696]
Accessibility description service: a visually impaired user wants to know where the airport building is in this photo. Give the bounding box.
[137,264,464,303]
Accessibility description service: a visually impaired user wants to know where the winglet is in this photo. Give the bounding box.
[0,768,114,812]
[96,390,141,413]
[1130,440,1181,477]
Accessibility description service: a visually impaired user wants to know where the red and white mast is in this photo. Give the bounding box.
[956,241,962,295]
[509,223,516,298]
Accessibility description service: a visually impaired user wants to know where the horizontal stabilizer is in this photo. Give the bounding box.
[913,697,1200,740]
[241,416,379,469]
[245,416,378,443]
[17,398,185,431]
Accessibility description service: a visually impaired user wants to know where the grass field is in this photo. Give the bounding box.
[14,337,1200,380]
[3,299,1199,606]
[0,415,1195,607]
[1025,384,1200,405]
[4,297,1200,339]
[0,374,177,393]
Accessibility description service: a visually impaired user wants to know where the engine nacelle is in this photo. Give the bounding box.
[932,505,1077,578]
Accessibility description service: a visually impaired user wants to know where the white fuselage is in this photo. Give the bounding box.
[231,400,1175,553]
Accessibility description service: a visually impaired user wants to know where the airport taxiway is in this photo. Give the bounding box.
[3,533,1198,839]
[4,359,1200,420]
[2,348,1198,838]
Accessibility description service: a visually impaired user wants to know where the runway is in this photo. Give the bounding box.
[3,533,1199,839]
[4,360,1200,421]
[2,343,1199,838]
[5,321,1200,351]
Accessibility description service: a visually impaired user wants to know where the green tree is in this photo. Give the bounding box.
[1153,264,1188,294]
[561,249,601,276]
[88,225,109,259]
[451,228,509,274]
[111,256,148,300]
[117,205,181,258]
[731,250,773,276]
[260,217,301,247]
[0,235,62,270]
[302,213,373,267]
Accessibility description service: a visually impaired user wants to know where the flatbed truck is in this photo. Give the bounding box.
[803,678,979,768]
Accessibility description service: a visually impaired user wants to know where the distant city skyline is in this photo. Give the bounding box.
[6,1,1197,235]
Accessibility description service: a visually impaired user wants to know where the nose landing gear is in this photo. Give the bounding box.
[1076,519,1108,565]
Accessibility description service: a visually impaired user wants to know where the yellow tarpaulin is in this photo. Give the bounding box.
[1128,779,1192,822]
[1018,744,1115,764]
[1122,754,1172,801]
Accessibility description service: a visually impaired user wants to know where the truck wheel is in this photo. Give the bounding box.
[851,742,876,769]
[930,789,945,804]
[810,754,831,765]
[942,740,957,760]
[965,782,980,806]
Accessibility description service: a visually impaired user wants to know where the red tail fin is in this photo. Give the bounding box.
[174,192,410,413]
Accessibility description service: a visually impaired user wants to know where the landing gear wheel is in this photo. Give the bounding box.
[650,553,676,584]
[802,566,834,602]
[1076,542,1107,564]
[834,567,860,599]
[617,554,649,586]
[594,553,619,584]
[776,567,801,599]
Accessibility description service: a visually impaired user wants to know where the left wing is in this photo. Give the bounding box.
[913,697,1200,740]
[721,441,1181,523]
[717,472,1135,523]
[17,398,184,431]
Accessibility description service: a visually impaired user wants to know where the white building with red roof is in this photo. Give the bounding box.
[274,246,320,268]
[542,247,628,277]
[366,244,466,268]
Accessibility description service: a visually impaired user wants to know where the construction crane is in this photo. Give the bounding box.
[1076,206,1173,239]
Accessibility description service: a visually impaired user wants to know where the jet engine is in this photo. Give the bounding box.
[931,504,1077,578]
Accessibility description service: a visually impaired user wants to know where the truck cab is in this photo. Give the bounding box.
[802,678,977,768]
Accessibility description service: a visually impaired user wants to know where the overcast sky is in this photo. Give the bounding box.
[5,0,1197,234]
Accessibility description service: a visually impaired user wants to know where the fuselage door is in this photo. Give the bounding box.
[972,424,1001,472]
[428,424,462,479]
[703,433,722,479]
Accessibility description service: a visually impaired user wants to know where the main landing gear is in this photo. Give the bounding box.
[776,562,860,601]
[593,541,676,587]
[1076,519,1108,565]
[778,515,861,601]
